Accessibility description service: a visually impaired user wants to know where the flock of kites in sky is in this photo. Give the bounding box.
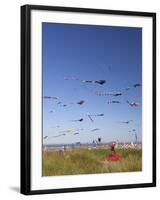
[43,75,141,142]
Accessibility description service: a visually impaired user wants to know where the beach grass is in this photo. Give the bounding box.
[42,148,142,176]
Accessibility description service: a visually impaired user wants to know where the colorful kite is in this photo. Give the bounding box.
[87,113,104,122]
[64,77,106,85]
[118,120,133,124]
[127,101,140,107]
[98,137,102,143]
[70,118,84,122]
[107,100,121,104]
[91,128,100,132]
[93,82,141,96]
[53,133,66,138]
[59,129,72,133]
[43,96,59,100]
[73,132,79,135]
[77,99,85,105]
[95,91,122,96]
[133,83,141,88]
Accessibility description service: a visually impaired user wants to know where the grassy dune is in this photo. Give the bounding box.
[42,148,142,176]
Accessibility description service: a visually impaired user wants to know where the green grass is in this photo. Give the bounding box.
[42,148,142,176]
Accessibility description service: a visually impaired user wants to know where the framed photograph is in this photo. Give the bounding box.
[21,4,156,195]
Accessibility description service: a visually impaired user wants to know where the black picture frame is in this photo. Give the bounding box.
[21,4,156,195]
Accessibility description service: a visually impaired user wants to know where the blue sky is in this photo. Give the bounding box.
[42,23,142,145]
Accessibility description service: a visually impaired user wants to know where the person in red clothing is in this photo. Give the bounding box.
[106,141,121,161]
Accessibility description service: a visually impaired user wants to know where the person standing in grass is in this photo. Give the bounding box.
[111,142,116,154]
[106,141,121,161]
